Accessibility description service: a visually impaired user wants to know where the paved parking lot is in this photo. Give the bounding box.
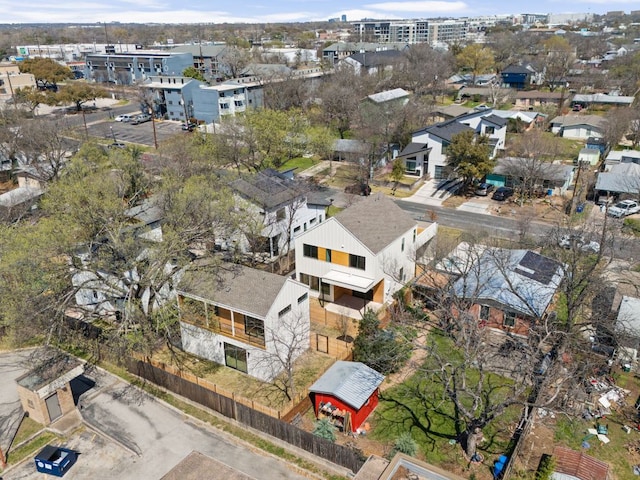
[0,351,310,480]
[86,119,187,148]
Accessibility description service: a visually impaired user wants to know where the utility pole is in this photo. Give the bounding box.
[151,116,158,149]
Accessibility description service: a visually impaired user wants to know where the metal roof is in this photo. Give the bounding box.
[452,247,564,318]
[230,170,307,210]
[367,88,410,104]
[309,361,384,410]
[595,163,640,193]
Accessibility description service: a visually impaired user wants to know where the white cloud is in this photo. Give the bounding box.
[365,1,468,13]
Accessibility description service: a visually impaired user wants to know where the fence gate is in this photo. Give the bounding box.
[315,334,328,353]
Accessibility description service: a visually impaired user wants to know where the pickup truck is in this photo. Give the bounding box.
[608,200,640,218]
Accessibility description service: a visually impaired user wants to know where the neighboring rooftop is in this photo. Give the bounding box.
[450,244,564,318]
[230,169,307,210]
[367,88,410,104]
[309,361,384,410]
[161,451,255,480]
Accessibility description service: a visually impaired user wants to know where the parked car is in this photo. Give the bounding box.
[182,122,197,131]
[475,183,495,196]
[114,114,133,122]
[108,142,126,149]
[131,113,151,125]
[559,234,600,253]
[491,187,514,201]
[607,200,640,218]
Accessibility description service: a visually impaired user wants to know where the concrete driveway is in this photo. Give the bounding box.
[2,355,310,480]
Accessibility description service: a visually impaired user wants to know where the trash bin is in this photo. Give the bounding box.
[623,364,632,372]
[576,203,585,213]
[547,189,553,196]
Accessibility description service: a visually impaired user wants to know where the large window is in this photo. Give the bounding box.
[244,316,265,341]
[299,273,319,291]
[224,343,247,373]
[503,311,516,327]
[349,254,366,270]
[480,305,490,321]
[276,208,286,221]
[303,244,318,258]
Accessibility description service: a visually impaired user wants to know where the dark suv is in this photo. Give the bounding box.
[492,187,514,201]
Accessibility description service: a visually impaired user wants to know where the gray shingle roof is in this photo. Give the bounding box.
[452,248,564,318]
[423,121,474,143]
[309,361,384,410]
[334,194,416,254]
[348,50,404,67]
[177,262,288,318]
[550,115,606,128]
[595,163,640,193]
[399,142,429,157]
[481,114,508,127]
[230,170,306,210]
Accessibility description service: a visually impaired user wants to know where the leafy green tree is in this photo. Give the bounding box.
[446,130,493,191]
[18,57,73,90]
[312,418,337,442]
[182,66,206,83]
[13,86,49,113]
[353,309,411,375]
[455,44,495,86]
[47,82,108,111]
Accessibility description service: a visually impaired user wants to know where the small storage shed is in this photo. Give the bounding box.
[16,350,84,426]
[309,361,384,433]
[35,445,77,477]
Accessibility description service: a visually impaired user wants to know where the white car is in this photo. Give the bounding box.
[114,114,133,122]
[608,200,640,218]
[559,234,600,253]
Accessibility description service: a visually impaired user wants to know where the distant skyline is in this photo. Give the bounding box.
[0,0,637,25]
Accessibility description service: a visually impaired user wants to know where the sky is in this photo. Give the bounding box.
[0,0,636,24]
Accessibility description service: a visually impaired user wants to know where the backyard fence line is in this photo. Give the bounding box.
[124,356,365,473]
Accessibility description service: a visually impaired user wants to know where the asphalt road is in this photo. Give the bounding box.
[2,361,312,480]
[396,198,640,261]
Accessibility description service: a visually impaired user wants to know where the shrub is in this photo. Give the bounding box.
[312,418,336,443]
[388,432,418,459]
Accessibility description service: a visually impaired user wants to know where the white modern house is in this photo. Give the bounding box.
[229,169,328,260]
[294,194,437,307]
[177,262,310,381]
[399,108,507,180]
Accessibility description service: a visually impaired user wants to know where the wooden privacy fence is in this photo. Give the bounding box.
[312,333,353,360]
[125,357,365,473]
[501,405,537,479]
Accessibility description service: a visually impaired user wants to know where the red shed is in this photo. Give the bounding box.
[309,361,385,433]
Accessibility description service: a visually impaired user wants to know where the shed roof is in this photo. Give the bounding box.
[177,261,288,318]
[616,296,640,337]
[551,446,609,480]
[333,194,416,254]
[309,361,384,410]
[16,349,83,392]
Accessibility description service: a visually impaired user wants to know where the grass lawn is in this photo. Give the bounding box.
[370,330,523,478]
[3,431,60,470]
[323,164,361,189]
[152,346,334,410]
[279,156,317,173]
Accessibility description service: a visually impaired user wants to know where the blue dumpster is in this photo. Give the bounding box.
[35,445,77,477]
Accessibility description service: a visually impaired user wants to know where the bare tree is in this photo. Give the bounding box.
[316,64,365,139]
[253,311,310,402]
